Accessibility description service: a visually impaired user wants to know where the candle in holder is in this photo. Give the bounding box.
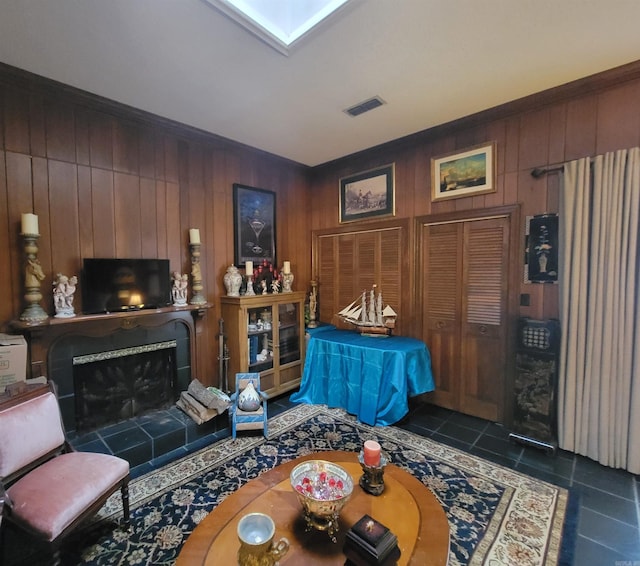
[245,260,253,273]
[363,440,381,467]
[189,228,200,244]
[21,213,39,235]
[283,261,291,274]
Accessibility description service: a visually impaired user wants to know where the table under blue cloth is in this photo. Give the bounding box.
[290,329,434,426]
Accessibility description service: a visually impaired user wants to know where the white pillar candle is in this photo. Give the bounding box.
[189,228,200,244]
[21,213,39,235]
[245,260,253,273]
[283,261,291,274]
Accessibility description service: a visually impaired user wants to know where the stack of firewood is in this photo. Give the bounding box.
[177,378,230,425]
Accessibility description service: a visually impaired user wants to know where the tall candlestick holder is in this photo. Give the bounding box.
[189,243,207,305]
[19,233,49,323]
[358,449,390,496]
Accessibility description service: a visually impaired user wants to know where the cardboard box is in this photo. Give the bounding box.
[0,334,27,393]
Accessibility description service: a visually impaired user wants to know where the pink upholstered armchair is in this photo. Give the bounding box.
[0,383,130,565]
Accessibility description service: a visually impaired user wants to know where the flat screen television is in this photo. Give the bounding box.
[81,258,172,314]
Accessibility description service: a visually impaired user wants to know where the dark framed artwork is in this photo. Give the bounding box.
[527,213,558,283]
[339,164,395,223]
[431,142,496,202]
[233,184,276,266]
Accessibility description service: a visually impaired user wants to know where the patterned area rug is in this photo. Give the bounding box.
[63,404,570,565]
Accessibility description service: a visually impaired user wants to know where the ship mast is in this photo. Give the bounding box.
[368,286,376,323]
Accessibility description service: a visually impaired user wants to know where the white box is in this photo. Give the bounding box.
[0,334,28,393]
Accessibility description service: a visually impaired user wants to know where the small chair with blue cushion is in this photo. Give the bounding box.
[229,373,268,439]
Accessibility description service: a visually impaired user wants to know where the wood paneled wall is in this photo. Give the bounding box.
[0,65,311,387]
[310,61,640,332]
[3,60,640,386]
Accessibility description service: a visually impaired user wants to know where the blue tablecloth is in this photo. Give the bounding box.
[290,329,434,426]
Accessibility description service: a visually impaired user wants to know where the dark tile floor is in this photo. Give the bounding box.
[67,394,640,565]
[396,398,640,566]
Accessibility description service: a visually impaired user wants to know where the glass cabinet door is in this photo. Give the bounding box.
[247,305,274,372]
[278,302,300,366]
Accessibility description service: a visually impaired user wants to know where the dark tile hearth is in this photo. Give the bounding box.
[61,393,640,565]
[67,394,296,477]
[68,405,229,475]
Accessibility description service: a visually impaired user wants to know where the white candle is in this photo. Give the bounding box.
[189,228,200,244]
[283,261,291,274]
[21,213,39,235]
[245,261,253,273]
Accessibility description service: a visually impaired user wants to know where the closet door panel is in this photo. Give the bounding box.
[317,235,337,325]
[337,234,357,318]
[379,229,402,312]
[460,218,509,420]
[422,223,462,410]
[315,226,405,333]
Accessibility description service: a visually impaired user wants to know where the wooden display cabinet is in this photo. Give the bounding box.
[220,291,306,398]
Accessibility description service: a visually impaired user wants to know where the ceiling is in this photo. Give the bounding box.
[1,1,639,167]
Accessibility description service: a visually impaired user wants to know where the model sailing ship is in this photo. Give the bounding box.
[338,285,397,336]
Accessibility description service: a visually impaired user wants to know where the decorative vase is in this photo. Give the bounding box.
[224,265,242,297]
[238,381,261,412]
[538,254,548,273]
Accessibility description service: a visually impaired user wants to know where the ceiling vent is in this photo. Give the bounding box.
[344,96,386,117]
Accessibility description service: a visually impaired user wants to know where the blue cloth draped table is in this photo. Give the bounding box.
[291,329,435,426]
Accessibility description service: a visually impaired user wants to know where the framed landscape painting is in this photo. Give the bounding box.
[431,142,496,202]
[233,184,276,266]
[339,164,395,223]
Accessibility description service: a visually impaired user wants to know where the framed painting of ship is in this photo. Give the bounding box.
[339,164,395,223]
[431,142,496,202]
[233,184,276,266]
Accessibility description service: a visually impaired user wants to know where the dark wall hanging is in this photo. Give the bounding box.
[526,213,558,284]
[233,184,276,266]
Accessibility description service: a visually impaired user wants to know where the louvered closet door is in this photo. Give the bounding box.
[460,217,509,420]
[316,228,404,333]
[422,216,509,421]
[422,223,462,411]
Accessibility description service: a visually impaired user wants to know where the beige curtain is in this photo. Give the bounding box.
[558,148,640,473]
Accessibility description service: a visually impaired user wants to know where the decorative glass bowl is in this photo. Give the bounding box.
[290,460,354,542]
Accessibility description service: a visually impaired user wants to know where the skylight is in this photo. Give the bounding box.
[205,0,351,54]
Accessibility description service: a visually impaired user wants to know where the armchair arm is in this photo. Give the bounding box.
[0,480,13,523]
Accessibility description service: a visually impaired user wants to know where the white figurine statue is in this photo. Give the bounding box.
[172,271,188,306]
[282,271,294,293]
[53,273,77,318]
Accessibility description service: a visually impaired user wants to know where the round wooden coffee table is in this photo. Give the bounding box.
[177,450,449,565]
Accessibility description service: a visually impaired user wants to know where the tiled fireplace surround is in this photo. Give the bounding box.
[23,309,227,474]
[51,323,189,434]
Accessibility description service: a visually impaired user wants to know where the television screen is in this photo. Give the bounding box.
[82,258,172,314]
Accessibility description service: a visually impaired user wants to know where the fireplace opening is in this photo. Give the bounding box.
[73,340,178,432]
